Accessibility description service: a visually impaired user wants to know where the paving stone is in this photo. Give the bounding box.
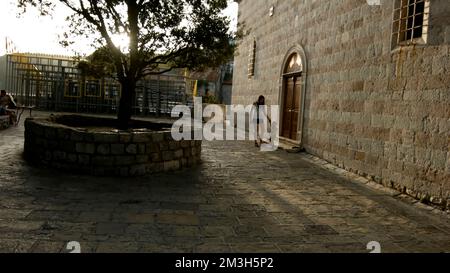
[233,226,268,237]
[277,243,333,253]
[202,226,236,237]
[229,243,281,253]
[0,209,32,220]
[170,226,202,237]
[96,223,128,235]
[13,240,36,253]
[96,242,139,253]
[139,243,193,253]
[0,239,20,253]
[26,210,80,222]
[194,243,232,253]
[155,213,200,226]
[200,216,240,226]
[0,114,449,253]
[159,202,199,212]
[303,225,339,235]
[113,213,155,224]
[30,241,65,253]
[0,220,44,232]
[77,211,112,222]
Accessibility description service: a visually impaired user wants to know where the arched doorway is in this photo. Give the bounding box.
[280,50,306,144]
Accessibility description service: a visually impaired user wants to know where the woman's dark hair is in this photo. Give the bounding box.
[257,95,265,105]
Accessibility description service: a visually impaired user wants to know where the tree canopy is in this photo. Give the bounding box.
[18,0,237,80]
[17,0,239,128]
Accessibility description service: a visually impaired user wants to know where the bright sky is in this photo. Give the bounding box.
[0,0,238,56]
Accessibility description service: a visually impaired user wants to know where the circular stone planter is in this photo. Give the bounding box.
[24,115,202,176]
[0,115,11,130]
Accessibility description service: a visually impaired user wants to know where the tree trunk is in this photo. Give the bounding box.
[117,79,136,130]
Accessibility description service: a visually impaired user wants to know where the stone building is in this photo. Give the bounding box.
[232,0,450,209]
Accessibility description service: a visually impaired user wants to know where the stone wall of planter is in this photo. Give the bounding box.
[0,116,10,130]
[24,116,202,176]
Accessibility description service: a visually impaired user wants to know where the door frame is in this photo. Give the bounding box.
[281,73,302,141]
[278,45,308,147]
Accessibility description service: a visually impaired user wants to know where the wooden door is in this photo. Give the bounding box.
[282,76,301,140]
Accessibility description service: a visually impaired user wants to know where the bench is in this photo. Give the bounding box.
[15,105,35,125]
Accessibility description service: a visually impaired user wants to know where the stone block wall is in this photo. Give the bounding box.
[233,0,450,208]
[0,116,10,130]
[24,118,202,177]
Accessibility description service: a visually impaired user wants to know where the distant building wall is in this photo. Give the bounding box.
[233,0,450,208]
[221,83,232,105]
[0,55,6,90]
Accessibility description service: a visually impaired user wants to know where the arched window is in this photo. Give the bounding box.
[284,53,303,75]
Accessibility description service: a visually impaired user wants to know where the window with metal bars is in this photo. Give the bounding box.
[392,0,430,46]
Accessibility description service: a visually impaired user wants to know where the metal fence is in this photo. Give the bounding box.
[5,53,194,116]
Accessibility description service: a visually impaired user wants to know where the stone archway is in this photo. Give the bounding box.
[278,45,307,146]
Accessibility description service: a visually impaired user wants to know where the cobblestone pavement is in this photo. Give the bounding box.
[0,113,449,253]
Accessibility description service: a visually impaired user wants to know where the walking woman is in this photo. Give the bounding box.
[252,95,271,147]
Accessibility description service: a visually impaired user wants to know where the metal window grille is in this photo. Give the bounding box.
[392,0,430,46]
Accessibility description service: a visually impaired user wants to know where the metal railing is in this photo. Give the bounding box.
[5,53,193,116]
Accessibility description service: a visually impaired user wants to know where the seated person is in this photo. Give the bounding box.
[8,95,17,109]
[0,90,17,124]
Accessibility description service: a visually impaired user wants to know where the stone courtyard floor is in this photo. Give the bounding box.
[0,112,449,253]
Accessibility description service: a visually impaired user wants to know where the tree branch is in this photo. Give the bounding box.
[104,1,129,35]
[140,67,176,77]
